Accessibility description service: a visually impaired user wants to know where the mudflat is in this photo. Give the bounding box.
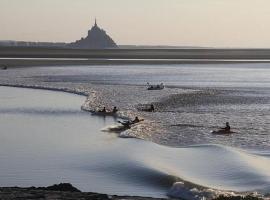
[2,47,270,67]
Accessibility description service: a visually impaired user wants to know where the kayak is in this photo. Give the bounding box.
[118,119,144,126]
[147,83,164,90]
[211,130,235,135]
[91,111,117,116]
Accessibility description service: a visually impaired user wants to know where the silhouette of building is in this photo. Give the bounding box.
[69,19,118,49]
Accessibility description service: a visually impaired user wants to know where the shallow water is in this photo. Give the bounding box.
[0,86,270,199]
[10,63,270,88]
[1,64,270,150]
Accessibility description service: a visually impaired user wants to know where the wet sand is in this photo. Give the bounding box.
[2,47,270,68]
[4,58,270,68]
[2,47,270,60]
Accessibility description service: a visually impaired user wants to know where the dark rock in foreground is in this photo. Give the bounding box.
[0,183,166,200]
[36,183,81,192]
[0,183,264,200]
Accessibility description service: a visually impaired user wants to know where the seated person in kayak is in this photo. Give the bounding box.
[112,106,118,113]
[221,122,230,132]
[133,116,140,123]
[141,104,154,112]
[132,116,144,123]
[99,107,106,112]
[119,117,144,126]
[150,104,154,112]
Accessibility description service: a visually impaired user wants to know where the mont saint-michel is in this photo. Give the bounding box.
[0,19,118,49]
[69,19,118,49]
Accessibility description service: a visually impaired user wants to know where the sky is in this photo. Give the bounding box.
[1,0,270,47]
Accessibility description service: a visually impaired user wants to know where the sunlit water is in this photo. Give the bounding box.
[11,63,269,88]
[0,86,270,199]
[2,64,269,150]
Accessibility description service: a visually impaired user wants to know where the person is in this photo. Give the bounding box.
[222,122,230,132]
[99,107,106,112]
[150,104,155,112]
[132,116,140,123]
[112,106,118,113]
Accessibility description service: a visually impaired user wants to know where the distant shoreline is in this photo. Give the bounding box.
[2,46,270,67]
[2,59,270,68]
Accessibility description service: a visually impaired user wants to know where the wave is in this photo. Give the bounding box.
[77,139,270,199]
[1,85,270,199]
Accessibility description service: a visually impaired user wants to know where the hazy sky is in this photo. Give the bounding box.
[1,0,270,47]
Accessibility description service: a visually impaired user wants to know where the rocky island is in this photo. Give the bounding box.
[68,19,118,49]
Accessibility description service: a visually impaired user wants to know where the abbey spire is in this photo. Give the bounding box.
[94,18,97,27]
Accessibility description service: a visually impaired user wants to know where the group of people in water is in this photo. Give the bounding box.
[147,82,164,90]
[97,105,145,129]
[118,116,144,128]
[97,104,231,134]
[98,106,118,113]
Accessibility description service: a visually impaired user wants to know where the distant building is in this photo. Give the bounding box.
[0,19,118,49]
[68,19,118,49]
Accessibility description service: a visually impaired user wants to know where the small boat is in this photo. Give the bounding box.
[211,130,235,135]
[92,111,117,116]
[147,83,164,90]
[137,104,155,112]
[117,118,144,127]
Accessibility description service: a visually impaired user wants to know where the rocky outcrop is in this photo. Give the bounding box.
[0,183,263,200]
[36,183,81,192]
[0,183,166,200]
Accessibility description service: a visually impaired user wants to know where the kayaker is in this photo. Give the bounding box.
[99,107,106,112]
[150,104,155,112]
[112,106,118,113]
[132,116,142,123]
[222,122,230,131]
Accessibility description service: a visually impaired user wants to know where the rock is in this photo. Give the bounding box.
[41,183,81,192]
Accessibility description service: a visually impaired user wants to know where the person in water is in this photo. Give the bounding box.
[132,117,140,123]
[112,106,118,113]
[150,104,155,112]
[99,107,106,112]
[222,122,230,131]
